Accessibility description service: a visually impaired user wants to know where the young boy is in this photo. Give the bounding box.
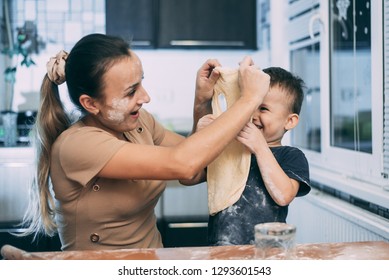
[181,67,311,246]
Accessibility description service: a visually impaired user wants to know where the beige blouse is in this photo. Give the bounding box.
[50,109,166,250]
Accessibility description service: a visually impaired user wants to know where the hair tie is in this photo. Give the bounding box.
[46,50,68,85]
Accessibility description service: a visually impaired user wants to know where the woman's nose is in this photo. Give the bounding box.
[138,86,151,104]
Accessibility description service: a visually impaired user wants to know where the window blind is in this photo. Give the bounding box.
[384,0,389,176]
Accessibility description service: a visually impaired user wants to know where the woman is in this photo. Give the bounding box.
[23,33,269,250]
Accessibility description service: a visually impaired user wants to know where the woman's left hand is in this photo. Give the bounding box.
[195,59,221,104]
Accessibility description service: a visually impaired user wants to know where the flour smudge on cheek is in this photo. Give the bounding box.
[107,98,130,122]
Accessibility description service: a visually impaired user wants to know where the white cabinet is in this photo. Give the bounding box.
[0,147,34,223]
[0,147,62,251]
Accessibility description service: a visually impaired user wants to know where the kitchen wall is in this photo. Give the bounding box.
[4,0,272,132]
[135,49,270,131]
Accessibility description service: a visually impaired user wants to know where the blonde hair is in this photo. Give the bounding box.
[21,75,70,238]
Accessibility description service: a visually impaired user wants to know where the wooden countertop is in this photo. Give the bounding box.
[1,241,388,260]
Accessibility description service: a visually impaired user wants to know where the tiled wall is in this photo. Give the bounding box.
[6,0,106,113]
[14,0,105,51]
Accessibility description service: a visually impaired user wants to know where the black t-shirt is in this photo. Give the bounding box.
[208,146,311,246]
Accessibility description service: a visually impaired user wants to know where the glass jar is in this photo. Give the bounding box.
[254,222,296,259]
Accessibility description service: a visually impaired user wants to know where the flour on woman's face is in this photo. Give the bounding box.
[107,97,130,122]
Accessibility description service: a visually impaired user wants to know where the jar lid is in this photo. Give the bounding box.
[254,222,296,236]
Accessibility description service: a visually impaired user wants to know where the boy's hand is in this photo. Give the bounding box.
[236,122,267,154]
[196,114,216,132]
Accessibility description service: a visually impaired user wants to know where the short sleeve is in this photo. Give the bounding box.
[276,147,311,197]
[58,127,127,187]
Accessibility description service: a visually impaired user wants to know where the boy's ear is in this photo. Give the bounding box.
[285,113,299,131]
[79,94,100,115]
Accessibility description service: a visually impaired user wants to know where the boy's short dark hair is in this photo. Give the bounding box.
[263,67,305,114]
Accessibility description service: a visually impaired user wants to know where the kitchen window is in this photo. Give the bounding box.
[330,0,372,154]
[290,41,321,153]
[288,0,387,209]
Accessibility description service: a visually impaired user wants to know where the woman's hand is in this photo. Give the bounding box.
[192,59,221,134]
[238,56,270,105]
[195,59,222,104]
[196,114,216,132]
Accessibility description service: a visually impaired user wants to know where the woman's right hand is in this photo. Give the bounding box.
[238,56,270,105]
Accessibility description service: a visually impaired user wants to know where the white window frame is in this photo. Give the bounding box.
[287,0,389,209]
